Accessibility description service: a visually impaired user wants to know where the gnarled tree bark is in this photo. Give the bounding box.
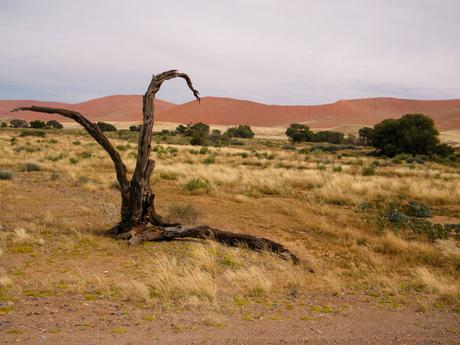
[12,70,300,264]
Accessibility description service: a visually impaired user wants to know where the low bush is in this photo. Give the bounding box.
[403,201,432,218]
[184,177,211,194]
[0,170,13,180]
[362,166,375,176]
[21,162,41,172]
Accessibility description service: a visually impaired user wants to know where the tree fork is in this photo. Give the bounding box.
[12,70,301,264]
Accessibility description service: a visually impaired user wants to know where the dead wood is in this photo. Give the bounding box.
[11,70,301,265]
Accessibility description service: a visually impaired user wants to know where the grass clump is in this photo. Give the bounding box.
[362,165,376,176]
[203,155,216,164]
[184,178,211,194]
[21,162,41,172]
[0,170,13,180]
[111,327,127,334]
[19,129,46,137]
[167,204,201,224]
[403,201,432,218]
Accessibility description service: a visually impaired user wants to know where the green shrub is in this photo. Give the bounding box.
[30,120,46,129]
[96,121,117,132]
[199,147,209,155]
[69,157,79,165]
[317,164,326,171]
[362,166,375,176]
[21,162,41,172]
[45,153,64,162]
[184,178,211,194]
[402,201,432,218]
[0,170,13,180]
[78,151,93,159]
[333,165,342,172]
[203,155,216,164]
[46,120,63,129]
[72,140,81,145]
[298,148,310,155]
[116,145,128,151]
[282,144,296,150]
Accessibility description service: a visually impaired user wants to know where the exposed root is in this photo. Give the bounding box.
[117,224,303,265]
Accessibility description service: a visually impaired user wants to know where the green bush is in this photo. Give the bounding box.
[402,201,432,218]
[225,125,254,139]
[45,153,64,162]
[362,166,375,176]
[46,120,63,129]
[30,120,46,129]
[96,121,117,132]
[282,144,296,150]
[333,165,342,172]
[21,162,41,172]
[0,170,13,180]
[72,140,81,145]
[286,123,314,142]
[78,151,93,159]
[184,178,211,194]
[203,155,216,164]
[69,157,79,165]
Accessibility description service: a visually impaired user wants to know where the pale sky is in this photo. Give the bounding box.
[1,0,459,105]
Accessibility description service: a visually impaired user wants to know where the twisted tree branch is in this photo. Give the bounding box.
[11,106,129,191]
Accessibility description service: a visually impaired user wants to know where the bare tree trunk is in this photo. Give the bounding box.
[12,70,301,264]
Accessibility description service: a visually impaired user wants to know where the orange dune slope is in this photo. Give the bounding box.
[0,95,175,122]
[156,96,460,130]
[1,95,460,130]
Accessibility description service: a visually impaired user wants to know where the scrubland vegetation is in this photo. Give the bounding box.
[0,126,459,329]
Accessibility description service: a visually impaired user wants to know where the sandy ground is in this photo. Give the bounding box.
[1,294,459,344]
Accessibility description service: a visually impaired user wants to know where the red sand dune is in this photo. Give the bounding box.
[156,96,460,130]
[0,95,175,122]
[1,95,460,130]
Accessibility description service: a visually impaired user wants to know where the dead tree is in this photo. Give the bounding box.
[12,70,299,263]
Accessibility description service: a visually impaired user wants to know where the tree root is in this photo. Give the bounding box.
[117,224,303,266]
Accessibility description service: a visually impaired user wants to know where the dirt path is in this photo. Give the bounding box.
[1,296,458,344]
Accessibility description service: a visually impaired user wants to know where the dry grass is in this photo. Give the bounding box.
[0,128,459,313]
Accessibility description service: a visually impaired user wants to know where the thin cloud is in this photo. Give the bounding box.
[0,0,459,104]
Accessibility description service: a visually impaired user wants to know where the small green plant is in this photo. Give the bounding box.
[72,140,81,145]
[402,201,432,218]
[45,153,64,162]
[69,157,79,165]
[362,166,375,176]
[78,151,93,159]
[0,170,13,180]
[21,162,41,172]
[333,165,342,172]
[282,144,296,150]
[116,144,128,151]
[199,147,209,155]
[317,163,326,171]
[111,327,127,334]
[184,177,210,194]
[203,155,216,164]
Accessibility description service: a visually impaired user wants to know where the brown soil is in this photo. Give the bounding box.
[1,295,458,344]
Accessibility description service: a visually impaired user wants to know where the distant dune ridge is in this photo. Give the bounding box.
[1,95,460,130]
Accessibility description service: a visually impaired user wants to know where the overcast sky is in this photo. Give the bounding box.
[1,0,459,105]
